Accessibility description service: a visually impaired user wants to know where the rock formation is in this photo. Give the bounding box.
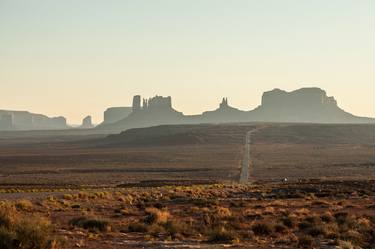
[0,110,68,131]
[200,97,247,123]
[103,107,132,125]
[80,115,94,129]
[97,95,184,131]
[97,88,375,133]
[132,95,141,113]
[250,88,362,123]
[0,114,14,130]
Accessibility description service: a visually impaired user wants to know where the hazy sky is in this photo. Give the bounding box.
[1,0,374,124]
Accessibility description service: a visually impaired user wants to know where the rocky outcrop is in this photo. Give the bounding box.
[250,88,363,123]
[80,115,94,129]
[0,110,68,131]
[97,95,184,131]
[200,98,247,123]
[103,107,132,125]
[0,114,14,130]
[97,88,375,133]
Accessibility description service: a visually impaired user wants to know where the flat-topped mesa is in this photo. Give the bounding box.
[131,95,174,112]
[145,95,172,111]
[0,114,14,130]
[103,107,132,124]
[261,87,338,110]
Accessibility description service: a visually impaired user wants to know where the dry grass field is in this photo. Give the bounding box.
[1,181,375,248]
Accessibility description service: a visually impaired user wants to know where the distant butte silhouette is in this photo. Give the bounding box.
[1,87,374,132]
[96,87,375,132]
[0,110,67,131]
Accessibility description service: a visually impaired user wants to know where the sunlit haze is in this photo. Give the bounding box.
[1,0,374,124]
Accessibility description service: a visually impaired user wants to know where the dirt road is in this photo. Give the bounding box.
[240,130,253,183]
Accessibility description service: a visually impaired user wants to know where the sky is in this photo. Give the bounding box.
[1,0,374,124]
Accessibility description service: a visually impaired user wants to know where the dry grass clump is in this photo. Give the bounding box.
[297,234,315,248]
[62,194,74,200]
[15,199,34,212]
[208,227,238,244]
[0,202,60,249]
[127,209,194,240]
[213,206,232,218]
[94,191,112,199]
[69,217,111,232]
[337,240,354,249]
[117,194,134,204]
[251,222,274,236]
[144,207,170,224]
[279,216,296,228]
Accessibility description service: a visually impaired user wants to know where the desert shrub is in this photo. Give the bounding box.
[144,208,170,224]
[0,227,16,249]
[15,217,54,249]
[69,217,110,232]
[298,215,320,231]
[63,194,74,200]
[15,199,33,211]
[298,235,315,248]
[0,204,17,229]
[337,240,354,249]
[192,198,218,207]
[208,227,237,243]
[304,215,320,224]
[340,229,364,244]
[274,223,288,234]
[262,206,275,215]
[306,224,327,237]
[94,191,112,199]
[77,192,89,199]
[127,223,148,233]
[153,202,165,209]
[213,206,232,218]
[114,207,132,216]
[164,220,193,238]
[280,216,296,228]
[321,212,334,223]
[0,205,58,249]
[334,212,350,225]
[251,222,273,236]
[71,204,80,209]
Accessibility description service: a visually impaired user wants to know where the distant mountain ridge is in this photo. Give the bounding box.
[97,87,375,132]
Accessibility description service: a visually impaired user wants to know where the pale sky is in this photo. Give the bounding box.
[1,0,374,124]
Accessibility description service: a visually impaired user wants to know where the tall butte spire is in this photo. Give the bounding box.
[132,95,141,113]
[220,97,229,109]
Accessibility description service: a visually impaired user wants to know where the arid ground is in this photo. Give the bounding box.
[1,123,375,248]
